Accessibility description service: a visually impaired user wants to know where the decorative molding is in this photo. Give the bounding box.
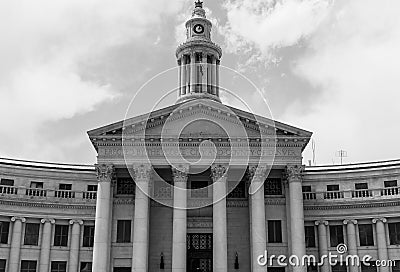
[11,216,26,223]
[113,198,135,205]
[95,164,115,182]
[69,219,84,225]
[132,163,152,181]
[372,218,387,224]
[0,199,96,210]
[343,219,358,225]
[41,218,55,224]
[315,220,329,226]
[304,199,400,210]
[187,217,212,229]
[285,165,304,182]
[264,198,286,205]
[248,165,269,182]
[227,200,248,207]
[172,164,189,183]
[211,164,227,182]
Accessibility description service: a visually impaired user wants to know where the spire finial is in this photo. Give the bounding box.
[195,0,203,8]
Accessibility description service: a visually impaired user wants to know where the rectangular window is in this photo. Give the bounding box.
[305,226,316,248]
[388,222,400,245]
[330,225,344,247]
[116,178,135,195]
[392,261,400,272]
[116,220,131,243]
[302,186,312,192]
[54,225,69,246]
[87,185,97,192]
[113,268,131,272]
[307,263,318,272]
[30,182,43,188]
[361,261,377,272]
[0,221,10,244]
[327,184,339,191]
[0,179,14,186]
[358,224,374,246]
[82,226,95,247]
[268,220,282,243]
[332,264,347,272]
[59,184,72,190]
[80,262,92,272]
[24,223,40,246]
[384,180,397,187]
[0,259,5,272]
[51,261,67,272]
[264,178,282,195]
[355,183,368,190]
[21,260,37,272]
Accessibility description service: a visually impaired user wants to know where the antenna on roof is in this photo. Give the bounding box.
[312,139,316,165]
[336,150,348,165]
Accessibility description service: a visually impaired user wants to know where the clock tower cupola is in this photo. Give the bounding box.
[176,0,223,103]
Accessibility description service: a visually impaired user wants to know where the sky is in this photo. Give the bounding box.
[0,0,399,166]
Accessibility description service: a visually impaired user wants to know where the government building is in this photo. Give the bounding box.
[0,2,400,272]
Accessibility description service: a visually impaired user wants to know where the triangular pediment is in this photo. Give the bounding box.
[88,99,312,150]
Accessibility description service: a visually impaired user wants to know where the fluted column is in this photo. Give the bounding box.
[8,216,26,272]
[315,221,329,272]
[39,218,55,272]
[344,219,358,272]
[178,58,182,96]
[180,56,187,95]
[92,164,115,272]
[201,54,207,93]
[286,165,306,272]
[132,164,152,272]
[190,52,197,93]
[171,164,189,272]
[372,218,389,272]
[248,165,268,272]
[215,59,220,96]
[69,220,84,272]
[211,164,228,272]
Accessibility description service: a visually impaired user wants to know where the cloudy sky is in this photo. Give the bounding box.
[0,0,399,166]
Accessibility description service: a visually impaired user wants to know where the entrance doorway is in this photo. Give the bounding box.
[187,233,212,272]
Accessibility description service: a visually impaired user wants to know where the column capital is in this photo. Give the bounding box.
[211,164,228,182]
[285,164,305,182]
[343,219,358,225]
[132,163,152,181]
[95,164,115,182]
[41,218,55,224]
[248,165,269,182]
[315,220,329,226]
[372,218,387,224]
[69,219,84,225]
[172,164,189,183]
[11,216,26,223]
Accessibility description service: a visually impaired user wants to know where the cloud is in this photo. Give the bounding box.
[0,0,185,162]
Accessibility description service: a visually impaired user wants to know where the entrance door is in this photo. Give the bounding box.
[187,233,212,272]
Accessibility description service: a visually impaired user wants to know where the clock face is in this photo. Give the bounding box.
[193,24,205,34]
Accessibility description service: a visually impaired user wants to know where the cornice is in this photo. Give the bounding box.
[304,199,400,210]
[0,199,96,210]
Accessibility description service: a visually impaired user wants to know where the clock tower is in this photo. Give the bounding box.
[176,0,223,103]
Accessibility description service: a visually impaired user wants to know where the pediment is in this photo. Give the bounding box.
[88,99,312,149]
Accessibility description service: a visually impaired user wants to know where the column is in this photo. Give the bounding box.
[285,180,292,259]
[92,164,115,272]
[215,59,220,96]
[190,52,197,93]
[180,56,187,95]
[132,164,152,272]
[69,220,84,272]
[211,164,228,272]
[372,218,389,272]
[39,218,55,272]
[344,220,358,272]
[248,166,268,272]
[202,54,208,93]
[171,164,189,272]
[211,57,216,95]
[178,58,182,96]
[286,165,306,272]
[315,221,329,272]
[8,216,26,272]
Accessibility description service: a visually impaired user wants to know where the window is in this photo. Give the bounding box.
[0,179,14,186]
[332,264,347,272]
[116,178,135,195]
[327,185,339,191]
[307,263,318,272]
[227,179,246,199]
[388,223,400,245]
[268,220,282,243]
[384,180,397,187]
[302,186,312,192]
[21,260,37,272]
[87,185,97,192]
[361,261,377,272]
[59,184,72,190]
[54,225,69,246]
[0,260,5,272]
[392,261,400,272]
[24,223,40,246]
[83,226,95,247]
[51,261,67,272]
[264,178,282,195]
[80,262,92,272]
[305,226,316,248]
[30,182,43,188]
[114,268,131,272]
[116,220,131,243]
[330,225,344,247]
[358,224,374,246]
[191,180,208,198]
[355,183,368,190]
[0,221,9,244]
